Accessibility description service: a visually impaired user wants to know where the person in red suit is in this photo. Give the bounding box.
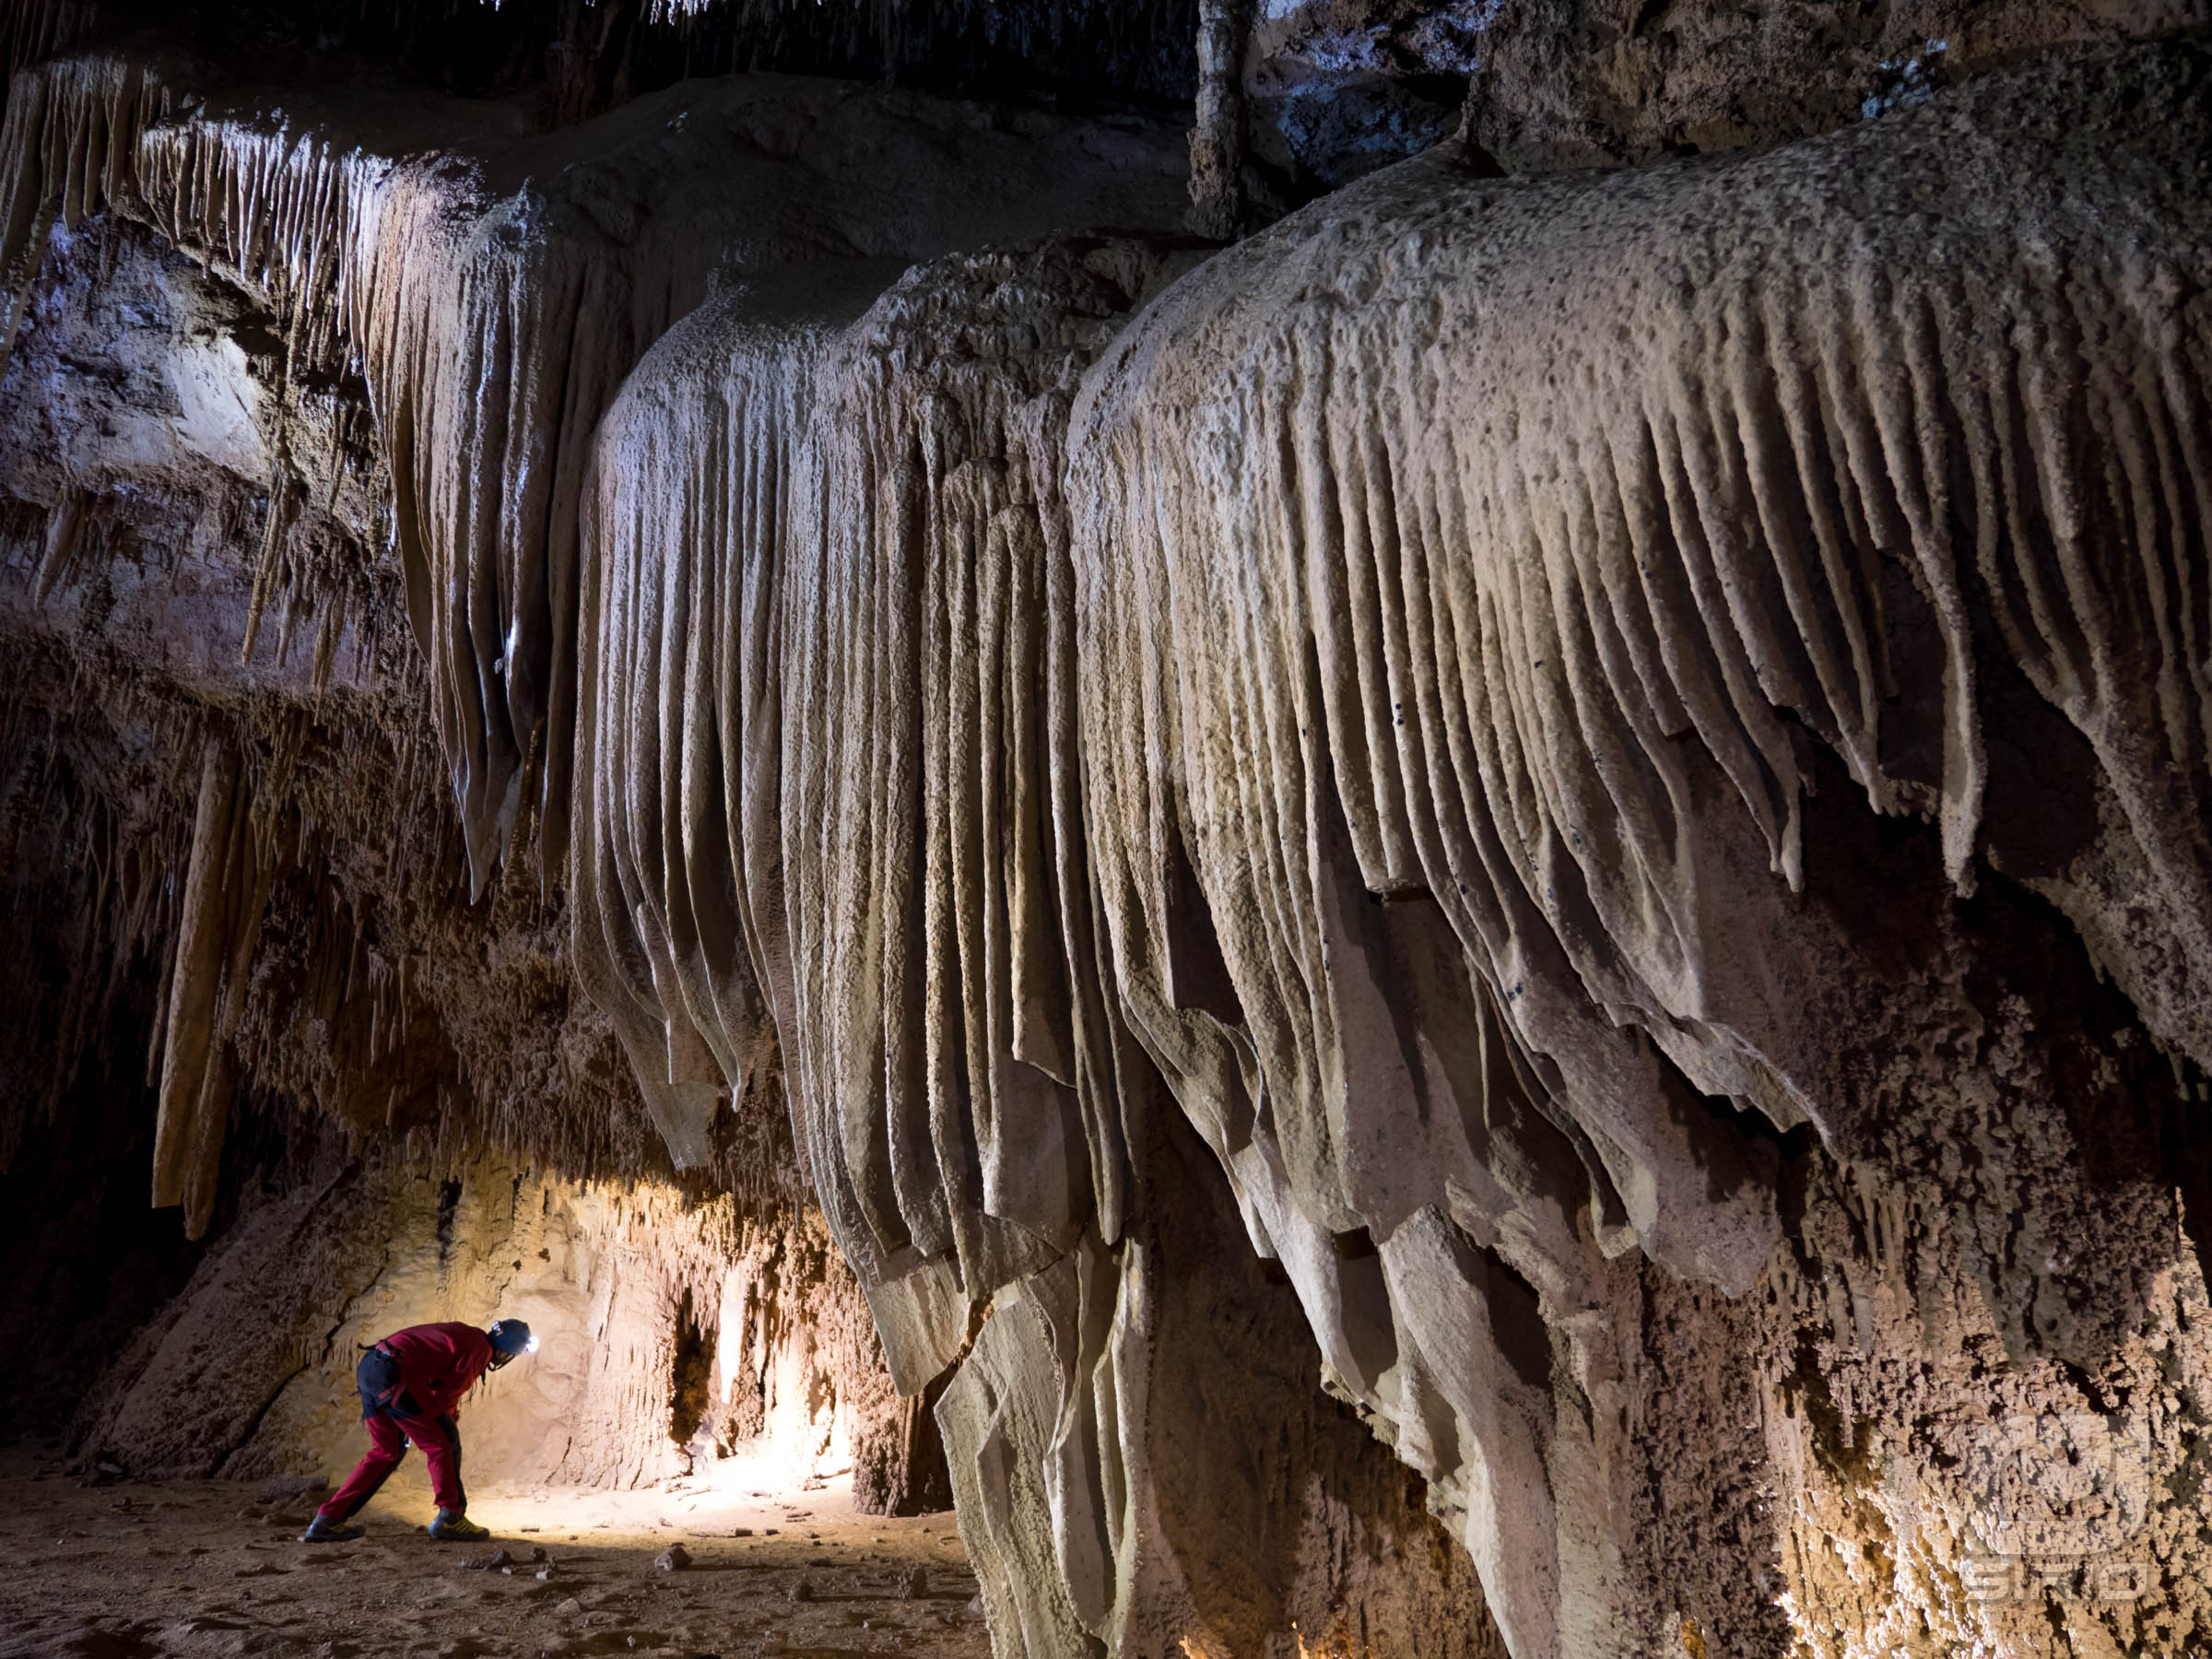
[301,1318,534,1543]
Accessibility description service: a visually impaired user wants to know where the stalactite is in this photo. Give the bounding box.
[566,220,1568,1650]
[0,0,102,118]
[149,730,276,1238]
[1064,41,2212,1659]
[0,45,1188,899]
[560,37,2212,1659]
[0,654,194,1173]
[30,487,82,602]
[1185,0,1249,239]
[570,241,1205,1394]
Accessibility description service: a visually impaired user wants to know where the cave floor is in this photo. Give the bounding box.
[0,1449,988,1659]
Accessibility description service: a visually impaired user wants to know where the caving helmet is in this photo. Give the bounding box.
[487,1318,536,1370]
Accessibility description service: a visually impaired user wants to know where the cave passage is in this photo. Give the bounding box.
[4,3,2212,1658]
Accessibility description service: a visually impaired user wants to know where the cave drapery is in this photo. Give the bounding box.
[4,3,2212,1656]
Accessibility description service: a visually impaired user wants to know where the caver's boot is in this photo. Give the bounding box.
[428,1510,489,1542]
[300,1513,364,1543]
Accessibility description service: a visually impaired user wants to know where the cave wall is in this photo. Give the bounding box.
[0,971,213,1442]
[3,5,2212,1659]
[69,1146,941,1510]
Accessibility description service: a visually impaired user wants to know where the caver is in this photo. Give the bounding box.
[301,1319,535,1544]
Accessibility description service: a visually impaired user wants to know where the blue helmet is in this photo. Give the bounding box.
[487,1318,535,1369]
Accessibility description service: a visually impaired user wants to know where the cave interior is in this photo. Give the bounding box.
[4,1,2212,1656]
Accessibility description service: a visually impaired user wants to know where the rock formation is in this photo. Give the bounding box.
[4,3,2212,1657]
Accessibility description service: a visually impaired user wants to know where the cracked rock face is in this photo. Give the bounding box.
[4,6,2212,1659]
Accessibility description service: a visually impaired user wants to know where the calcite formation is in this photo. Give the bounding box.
[4,6,2212,1659]
[1067,43,2212,1655]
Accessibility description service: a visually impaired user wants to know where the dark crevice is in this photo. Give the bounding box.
[434,1177,463,1267]
[668,1285,715,1450]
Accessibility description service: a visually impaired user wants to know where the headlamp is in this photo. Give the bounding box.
[487,1317,535,1368]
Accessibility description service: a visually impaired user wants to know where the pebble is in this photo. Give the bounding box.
[655,1544,691,1572]
[788,1579,814,1603]
[900,1567,927,1600]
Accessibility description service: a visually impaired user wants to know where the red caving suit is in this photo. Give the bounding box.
[316,1323,495,1522]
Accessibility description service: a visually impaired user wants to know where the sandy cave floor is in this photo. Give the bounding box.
[0,1449,991,1659]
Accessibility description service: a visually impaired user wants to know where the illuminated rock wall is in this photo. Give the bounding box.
[69,1146,941,1509]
